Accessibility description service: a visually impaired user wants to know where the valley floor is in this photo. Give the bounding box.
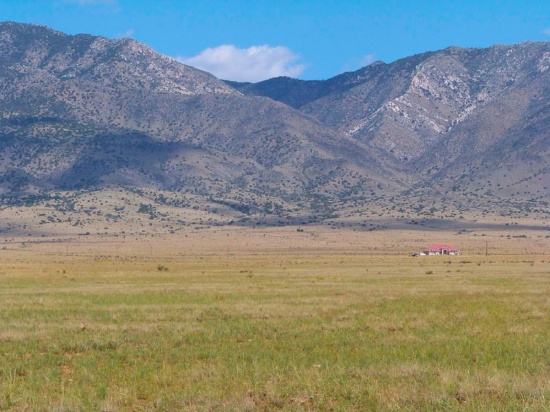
[1,224,550,262]
[0,228,549,411]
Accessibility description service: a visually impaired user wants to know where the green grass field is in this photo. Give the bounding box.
[1,252,549,411]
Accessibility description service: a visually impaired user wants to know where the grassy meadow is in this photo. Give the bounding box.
[0,237,549,411]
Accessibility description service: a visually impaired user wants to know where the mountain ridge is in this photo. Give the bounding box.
[0,22,548,234]
[230,41,549,215]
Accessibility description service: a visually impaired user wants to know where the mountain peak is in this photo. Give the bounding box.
[0,23,548,226]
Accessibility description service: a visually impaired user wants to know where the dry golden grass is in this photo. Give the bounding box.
[1,228,549,410]
[3,223,549,256]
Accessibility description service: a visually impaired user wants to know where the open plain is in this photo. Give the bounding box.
[0,17,549,412]
[1,226,549,411]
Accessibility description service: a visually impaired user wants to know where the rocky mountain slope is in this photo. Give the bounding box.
[0,22,548,231]
[0,22,399,225]
[231,43,548,164]
[230,42,550,222]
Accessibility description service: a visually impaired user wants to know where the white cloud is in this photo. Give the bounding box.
[341,53,376,73]
[176,44,305,82]
[543,28,550,37]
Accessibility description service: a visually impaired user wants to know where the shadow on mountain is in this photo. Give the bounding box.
[56,132,195,190]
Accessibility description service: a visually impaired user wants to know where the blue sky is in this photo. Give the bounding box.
[2,0,549,81]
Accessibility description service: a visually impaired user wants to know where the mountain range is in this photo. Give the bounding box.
[0,22,548,232]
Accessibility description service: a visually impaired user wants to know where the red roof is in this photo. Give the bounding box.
[423,244,459,252]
